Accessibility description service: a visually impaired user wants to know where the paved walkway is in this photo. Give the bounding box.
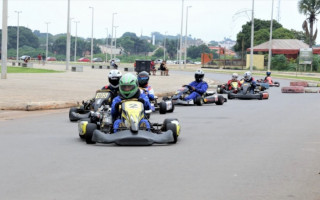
[0,63,216,111]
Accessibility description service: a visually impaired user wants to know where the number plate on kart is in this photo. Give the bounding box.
[95,92,109,99]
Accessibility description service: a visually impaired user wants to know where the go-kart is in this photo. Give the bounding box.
[140,88,174,115]
[69,89,115,122]
[227,82,269,100]
[257,78,280,87]
[79,99,180,145]
[163,85,227,106]
[217,82,241,94]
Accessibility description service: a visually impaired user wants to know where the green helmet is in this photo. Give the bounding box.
[119,73,139,99]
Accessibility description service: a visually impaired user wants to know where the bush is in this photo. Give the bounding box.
[271,54,288,70]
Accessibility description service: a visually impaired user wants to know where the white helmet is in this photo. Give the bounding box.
[108,70,122,88]
[195,69,205,82]
[243,71,252,81]
[232,73,238,80]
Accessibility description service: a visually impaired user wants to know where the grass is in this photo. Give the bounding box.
[0,66,63,73]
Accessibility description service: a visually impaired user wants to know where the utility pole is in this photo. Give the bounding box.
[179,0,184,69]
[105,28,108,62]
[74,21,79,62]
[163,31,167,61]
[1,0,8,79]
[250,0,255,72]
[267,0,274,72]
[15,11,22,64]
[184,6,192,69]
[89,6,94,65]
[45,22,50,61]
[66,0,70,70]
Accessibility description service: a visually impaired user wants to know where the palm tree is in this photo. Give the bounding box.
[298,0,320,47]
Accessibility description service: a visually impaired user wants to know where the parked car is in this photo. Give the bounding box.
[78,57,90,62]
[194,61,201,65]
[20,55,31,60]
[47,57,57,61]
[92,57,103,62]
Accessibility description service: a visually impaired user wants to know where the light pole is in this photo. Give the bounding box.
[105,28,108,62]
[250,0,255,72]
[163,31,167,61]
[267,0,274,72]
[89,6,94,65]
[74,21,79,62]
[1,0,8,79]
[111,13,117,60]
[179,0,184,69]
[45,22,50,61]
[114,26,119,59]
[66,0,70,70]
[15,11,22,64]
[184,5,192,68]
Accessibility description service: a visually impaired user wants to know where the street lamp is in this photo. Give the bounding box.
[163,31,167,61]
[15,11,22,64]
[45,22,50,61]
[114,26,119,59]
[105,28,108,62]
[1,0,8,79]
[66,0,71,70]
[74,21,79,62]
[184,5,192,68]
[89,6,94,65]
[179,0,184,69]
[267,0,274,72]
[111,12,117,60]
[249,0,255,72]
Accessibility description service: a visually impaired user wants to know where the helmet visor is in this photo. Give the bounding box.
[120,85,135,92]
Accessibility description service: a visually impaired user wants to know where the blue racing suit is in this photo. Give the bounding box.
[184,81,208,101]
[140,85,155,101]
[111,92,151,132]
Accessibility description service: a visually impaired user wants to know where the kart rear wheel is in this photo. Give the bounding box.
[167,102,175,113]
[69,107,80,122]
[227,93,234,100]
[195,96,204,106]
[159,102,167,114]
[274,81,280,87]
[215,95,225,105]
[162,118,178,131]
[167,123,178,144]
[85,123,97,144]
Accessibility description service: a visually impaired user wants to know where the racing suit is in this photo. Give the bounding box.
[264,76,273,84]
[184,81,208,101]
[111,90,151,132]
[244,77,256,94]
[140,85,155,101]
[227,80,241,91]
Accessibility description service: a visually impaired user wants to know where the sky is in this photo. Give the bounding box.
[0,0,315,44]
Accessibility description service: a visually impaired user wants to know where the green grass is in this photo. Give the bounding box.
[0,66,63,73]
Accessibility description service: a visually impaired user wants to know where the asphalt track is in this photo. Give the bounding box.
[0,72,319,200]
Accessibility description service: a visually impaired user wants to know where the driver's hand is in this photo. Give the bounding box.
[191,86,195,91]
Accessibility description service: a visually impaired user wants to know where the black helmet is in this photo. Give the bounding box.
[108,70,122,88]
[266,71,271,76]
[195,69,205,82]
[137,71,149,87]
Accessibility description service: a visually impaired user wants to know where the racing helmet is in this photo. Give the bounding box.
[137,71,149,87]
[243,71,252,81]
[195,69,205,82]
[266,71,271,76]
[108,70,122,88]
[119,73,139,99]
[232,73,238,81]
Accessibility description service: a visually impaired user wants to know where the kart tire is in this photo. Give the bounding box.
[215,95,225,105]
[227,93,235,100]
[217,86,222,94]
[258,93,263,100]
[69,107,80,122]
[85,123,97,144]
[162,118,179,131]
[281,86,305,93]
[159,102,167,114]
[195,96,204,106]
[274,81,280,87]
[290,81,308,87]
[166,123,178,144]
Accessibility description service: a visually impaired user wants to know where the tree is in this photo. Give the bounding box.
[234,19,282,52]
[0,26,39,49]
[187,44,210,59]
[272,27,295,39]
[153,48,164,58]
[254,29,270,45]
[298,0,320,47]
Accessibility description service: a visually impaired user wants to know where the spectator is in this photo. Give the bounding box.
[150,60,156,75]
[159,60,169,76]
[37,53,42,64]
[42,53,46,65]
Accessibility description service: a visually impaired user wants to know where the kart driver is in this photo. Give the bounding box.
[101,70,122,95]
[243,71,256,93]
[227,73,241,91]
[184,69,208,102]
[138,71,155,101]
[111,73,151,132]
[264,71,273,84]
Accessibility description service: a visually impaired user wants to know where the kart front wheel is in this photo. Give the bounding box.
[167,123,178,143]
[195,96,204,106]
[85,123,97,144]
[69,107,80,122]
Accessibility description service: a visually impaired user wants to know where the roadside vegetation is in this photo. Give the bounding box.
[0,66,63,73]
